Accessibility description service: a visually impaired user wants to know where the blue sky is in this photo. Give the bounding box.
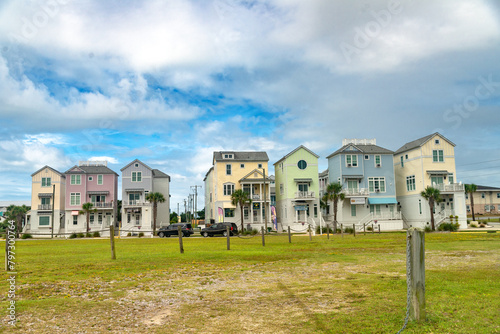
[1,0,500,210]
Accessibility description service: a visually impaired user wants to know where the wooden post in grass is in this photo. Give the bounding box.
[4,236,8,271]
[308,225,312,241]
[326,224,330,240]
[363,223,366,235]
[226,226,230,251]
[288,226,291,243]
[341,224,344,238]
[372,224,375,234]
[378,225,381,234]
[353,224,356,237]
[261,226,265,247]
[408,228,425,322]
[110,224,116,260]
[177,225,184,254]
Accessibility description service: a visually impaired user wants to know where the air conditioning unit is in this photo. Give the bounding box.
[375,189,380,193]
[347,163,352,167]
[376,164,381,167]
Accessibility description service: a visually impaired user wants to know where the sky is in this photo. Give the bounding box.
[1,0,500,211]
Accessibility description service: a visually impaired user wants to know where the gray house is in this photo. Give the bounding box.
[120,159,170,235]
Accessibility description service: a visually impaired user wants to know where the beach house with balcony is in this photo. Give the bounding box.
[326,139,403,230]
[64,161,119,235]
[204,151,271,231]
[394,133,467,229]
[120,159,170,236]
[25,166,66,236]
[465,185,500,215]
[274,146,321,231]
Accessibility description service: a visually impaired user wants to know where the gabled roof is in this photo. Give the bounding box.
[239,169,273,182]
[319,169,329,177]
[274,145,319,165]
[326,144,393,159]
[152,169,170,179]
[473,185,500,191]
[213,151,269,163]
[203,167,214,181]
[120,159,153,172]
[31,165,65,177]
[395,132,456,155]
[65,165,118,175]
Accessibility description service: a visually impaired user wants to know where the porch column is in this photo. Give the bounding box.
[295,207,298,223]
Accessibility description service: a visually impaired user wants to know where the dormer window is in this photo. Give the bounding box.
[224,154,233,159]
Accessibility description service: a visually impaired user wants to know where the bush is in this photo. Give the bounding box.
[242,229,259,235]
[127,232,132,236]
[470,222,478,228]
[316,226,334,234]
[438,222,460,232]
[85,233,92,238]
[424,226,432,233]
[92,232,100,237]
[77,233,85,238]
[69,233,77,239]
[343,226,354,234]
[21,233,33,239]
[480,223,486,228]
[138,232,144,237]
[367,226,373,231]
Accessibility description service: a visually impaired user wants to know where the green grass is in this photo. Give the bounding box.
[1,233,499,333]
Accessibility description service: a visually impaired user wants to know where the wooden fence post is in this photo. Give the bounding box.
[178,226,184,254]
[378,225,381,234]
[261,226,265,247]
[226,226,230,251]
[326,224,330,240]
[308,225,312,241]
[341,224,344,238]
[110,225,116,260]
[288,226,291,243]
[408,228,425,322]
[363,223,366,235]
[353,224,356,237]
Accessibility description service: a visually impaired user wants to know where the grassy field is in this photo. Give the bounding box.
[1,232,499,333]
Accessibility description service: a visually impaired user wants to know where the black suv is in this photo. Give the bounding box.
[157,223,193,238]
[201,222,238,237]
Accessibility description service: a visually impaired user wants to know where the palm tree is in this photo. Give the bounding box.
[464,184,477,222]
[146,192,166,236]
[6,205,30,237]
[324,182,345,232]
[231,189,252,232]
[79,202,97,232]
[420,186,443,231]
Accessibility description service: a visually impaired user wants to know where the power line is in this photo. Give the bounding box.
[458,165,500,173]
[457,158,500,167]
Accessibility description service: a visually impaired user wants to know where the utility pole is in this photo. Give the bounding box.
[184,199,187,222]
[263,168,268,232]
[51,184,55,238]
[191,185,202,224]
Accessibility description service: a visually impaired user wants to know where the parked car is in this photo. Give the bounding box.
[157,223,193,238]
[200,222,238,237]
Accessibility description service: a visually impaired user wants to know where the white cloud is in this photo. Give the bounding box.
[88,156,119,164]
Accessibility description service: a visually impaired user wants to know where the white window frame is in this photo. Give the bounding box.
[226,164,232,175]
[132,172,142,182]
[280,183,284,195]
[406,175,416,191]
[70,193,81,206]
[240,163,245,168]
[433,150,444,162]
[39,216,50,226]
[368,177,386,193]
[346,155,358,167]
[223,183,235,196]
[70,174,81,185]
[73,216,78,225]
[375,155,381,167]
[41,177,51,187]
[97,174,103,185]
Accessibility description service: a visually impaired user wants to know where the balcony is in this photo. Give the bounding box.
[123,201,151,207]
[295,191,315,199]
[92,202,113,208]
[252,194,261,200]
[342,188,369,197]
[434,183,465,193]
[38,204,52,211]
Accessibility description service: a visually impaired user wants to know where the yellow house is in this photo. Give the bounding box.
[204,152,272,231]
[465,185,500,215]
[394,133,467,228]
[26,166,66,236]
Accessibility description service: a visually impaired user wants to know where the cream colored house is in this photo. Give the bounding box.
[204,152,272,231]
[25,166,66,236]
[465,185,500,215]
[394,133,467,229]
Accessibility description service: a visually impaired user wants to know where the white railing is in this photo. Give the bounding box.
[433,183,465,192]
[295,191,315,199]
[357,211,402,227]
[123,201,151,206]
[342,188,369,196]
[92,202,113,208]
[252,195,260,200]
[434,210,447,227]
[358,213,373,227]
[38,204,52,210]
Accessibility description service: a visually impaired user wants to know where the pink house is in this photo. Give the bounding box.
[64,161,119,234]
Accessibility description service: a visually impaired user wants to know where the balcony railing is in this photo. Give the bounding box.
[342,188,369,197]
[92,202,113,208]
[123,201,151,207]
[433,183,465,192]
[252,195,261,200]
[38,204,52,210]
[295,191,315,199]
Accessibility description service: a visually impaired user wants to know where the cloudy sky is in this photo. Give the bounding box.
[1,0,500,210]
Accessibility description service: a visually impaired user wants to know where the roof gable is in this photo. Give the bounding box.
[120,159,153,172]
[326,144,394,158]
[213,151,269,163]
[31,165,64,177]
[239,169,272,182]
[395,132,456,155]
[274,145,319,165]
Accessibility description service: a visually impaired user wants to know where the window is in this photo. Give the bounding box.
[258,163,263,169]
[134,163,139,167]
[97,175,103,185]
[41,177,51,187]
[223,183,235,196]
[132,172,142,182]
[39,216,50,226]
[497,193,500,199]
[448,173,454,184]
[297,160,307,170]
[70,193,81,206]
[435,139,440,144]
[298,183,309,192]
[401,156,404,167]
[240,164,245,168]
[346,155,358,167]
[280,183,284,195]
[91,195,106,203]
[135,214,140,225]
[433,150,444,162]
[370,205,381,214]
[88,176,93,181]
[347,180,358,191]
[243,184,251,194]
[351,205,356,217]
[482,193,485,199]
[406,175,416,191]
[226,164,231,175]
[73,216,78,225]
[98,213,103,224]
[90,214,94,224]
[224,154,233,159]
[224,208,235,217]
[364,155,369,160]
[431,176,443,186]
[368,177,385,192]
[314,204,318,218]
[419,199,422,214]
[244,207,249,220]
[41,197,51,206]
[210,193,212,202]
[465,193,468,199]
[405,154,408,159]
[70,174,81,185]
[129,193,140,203]
[466,205,470,212]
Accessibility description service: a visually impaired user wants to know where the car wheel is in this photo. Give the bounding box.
[203,232,209,238]
[223,231,228,237]
[158,232,165,238]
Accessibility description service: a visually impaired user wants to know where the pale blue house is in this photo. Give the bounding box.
[326,139,403,229]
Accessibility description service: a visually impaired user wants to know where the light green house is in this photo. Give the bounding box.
[274,145,320,231]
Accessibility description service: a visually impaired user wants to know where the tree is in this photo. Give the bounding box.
[146,192,166,236]
[231,189,252,232]
[420,186,443,231]
[79,202,97,232]
[6,205,30,237]
[324,182,345,231]
[464,184,477,222]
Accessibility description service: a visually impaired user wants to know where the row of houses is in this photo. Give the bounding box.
[204,133,470,232]
[25,159,170,236]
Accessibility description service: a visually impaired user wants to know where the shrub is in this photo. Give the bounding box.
[343,226,354,234]
[424,226,432,233]
[316,226,334,234]
[69,233,77,239]
[438,222,460,232]
[21,233,33,239]
[138,232,144,237]
[480,223,486,228]
[77,233,85,238]
[367,226,373,231]
[470,222,478,228]
[92,232,100,237]
[85,233,92,238]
